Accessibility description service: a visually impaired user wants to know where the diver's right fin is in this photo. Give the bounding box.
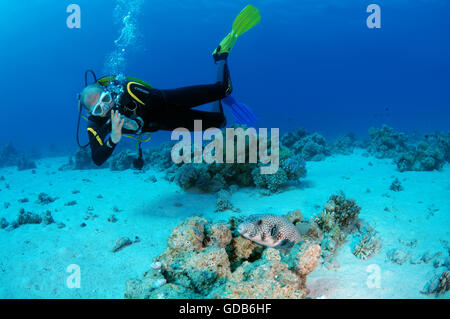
[212,4,261,61]
[222,95,258,126]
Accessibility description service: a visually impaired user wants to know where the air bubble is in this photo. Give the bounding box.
[104,0,144,76]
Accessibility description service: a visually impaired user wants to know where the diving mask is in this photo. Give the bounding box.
[90,91,113,116]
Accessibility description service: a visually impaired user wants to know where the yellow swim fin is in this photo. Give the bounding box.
[212,4,261,60]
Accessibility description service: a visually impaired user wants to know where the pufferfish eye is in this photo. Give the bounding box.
[270,225,278,237]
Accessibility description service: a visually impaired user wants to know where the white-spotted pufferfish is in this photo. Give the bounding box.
[238,214,301,248]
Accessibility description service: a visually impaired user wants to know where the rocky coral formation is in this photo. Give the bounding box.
[251,167,288,193]
[165,128,307,194]
[3,209,56,230]
[228,236,261,263]
[330,133,360,155]
[421,270,449,297]
[280,154,307,181]
[0,142,37,170]
[16,209,42,226]
[215,190,234,212]
[309,193,366,263]
[367,125,410,159]
[0,142,20,168]
[37,193,57,205]
[133,127,336,194]
[410,251,445,265]
[281,241,321,279]
[389,178,403,192]
[124,216,321,299]
[143,142,175,170]
[41,210,55,225]
[59,148,104,170]
[17,155,37,171]
[109,151,136,171]
[58,142,173,172]
[281,128,330,161]
[222,244,319,299]
[429,131,450,162]
[386,248,411,265]
[366,126,449,171]
[313,193,361,233]
[172,163,228,193]
[395,132,449,171]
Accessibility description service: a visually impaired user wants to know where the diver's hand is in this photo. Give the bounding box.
[111,110,125,144]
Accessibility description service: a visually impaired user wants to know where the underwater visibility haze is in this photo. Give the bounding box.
[0,0,449,299]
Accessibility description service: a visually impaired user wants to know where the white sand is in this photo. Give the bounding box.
[0,149,448,298]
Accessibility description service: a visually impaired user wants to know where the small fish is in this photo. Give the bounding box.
[238,214,301,248]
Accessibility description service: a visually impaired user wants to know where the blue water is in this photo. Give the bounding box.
[0,1,449,300]
[0,0,448,152]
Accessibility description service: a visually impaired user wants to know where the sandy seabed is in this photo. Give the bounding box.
[0,149,448,299]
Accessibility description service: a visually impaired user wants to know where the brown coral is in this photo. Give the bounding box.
[223,254,306,299]
[293,242,321,278]
[229,236,261,262]
[166,216,208,253]
[184,247,232,279]
[310,193,368,262]
[125,216,322,299]
[206,222,232,248]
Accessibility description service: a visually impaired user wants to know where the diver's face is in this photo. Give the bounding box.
[89,91,114,117]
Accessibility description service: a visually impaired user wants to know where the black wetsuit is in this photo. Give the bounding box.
[87,66,230,166]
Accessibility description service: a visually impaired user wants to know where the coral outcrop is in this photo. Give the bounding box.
[367,125,410,159]
[0,142,20,168]
[365,126,449,171]
[59,148,103,170]
[389,178,403,192]
[0,142,37,170]
[386,248,411,265]
[330,133,360,155]
[215,190,234,212]
[109,151,135,171]
[37,193,57,205]
[2,208,58,231]
[143,142,175,170]
[172,163,228,193]
[165,127,307,194]
[17,155,37,171]
[421,269,449,297]
[124,216,321,299]
[307,193,375,263]
[281,128,330,161]
[395,133,449,171]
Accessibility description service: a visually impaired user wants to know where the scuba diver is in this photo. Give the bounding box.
[78,5,260,168]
